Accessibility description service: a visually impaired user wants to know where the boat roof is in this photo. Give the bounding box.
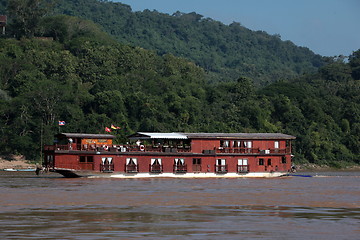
[128,132,296,140]
[185,133,296,139]
[129,132,188,140]
[56,133,116,139]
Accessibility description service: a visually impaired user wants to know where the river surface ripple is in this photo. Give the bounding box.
[0,171,359,239]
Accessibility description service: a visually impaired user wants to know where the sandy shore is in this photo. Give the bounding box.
[296,163,360,172]
[0,156,37,169]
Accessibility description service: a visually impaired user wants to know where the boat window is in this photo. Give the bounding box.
[216,159,226,165]
[282,156,287,164]
[215,159,227,173]
[126,158,137,165]
[244,141,252,148]
[80,156,93,163]
[193,158,201,165]
[175,158,185,165]
[238,159,248,165]
[46,155,54,162]
[80,156,86,162]
[151,158,162,165]
[234,141,243,147]
[267,159,272,166]
[274,141,279,149]
[259,158,264,165]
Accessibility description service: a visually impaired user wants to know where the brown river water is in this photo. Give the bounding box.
[0,171,359,239]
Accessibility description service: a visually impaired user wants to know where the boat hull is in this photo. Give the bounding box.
[50,168,287,178]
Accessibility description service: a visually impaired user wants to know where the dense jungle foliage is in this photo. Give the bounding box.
[0,0,359,167]
[1,0,325,85]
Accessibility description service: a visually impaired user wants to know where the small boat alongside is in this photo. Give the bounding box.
[42,132,296,178]
[3,168,17,172]
[3,167,36,172]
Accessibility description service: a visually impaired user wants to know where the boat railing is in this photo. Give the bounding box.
[216,147,291,154]
[262,148,292,154]
[173,164,187,173]
[216,147,259,154]
[125,164,138,173]
[215,164,228,173]
[237,165,249,173]
[46,143,193,153]
[45,144,80,151]
[46,144,290,155]
[100,163,114,172]
[127,145,191,153]
[149,164,163,173]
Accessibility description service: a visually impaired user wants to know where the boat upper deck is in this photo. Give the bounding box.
[43,132,294,155]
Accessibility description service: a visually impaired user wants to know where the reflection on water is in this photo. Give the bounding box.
[0,171,359,239]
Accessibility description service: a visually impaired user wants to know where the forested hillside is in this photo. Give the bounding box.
[0,0,324,85]
[0,0,359,167]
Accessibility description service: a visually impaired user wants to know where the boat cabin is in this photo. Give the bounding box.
[52,133,116,151]
[43,132,296,177]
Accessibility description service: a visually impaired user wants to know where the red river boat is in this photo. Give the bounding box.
[43,132,296,178]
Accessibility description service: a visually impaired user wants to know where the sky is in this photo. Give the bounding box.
[115,0,360,57]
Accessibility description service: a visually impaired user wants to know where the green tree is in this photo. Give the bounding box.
[349,49,360,80]
[7,0,52,38]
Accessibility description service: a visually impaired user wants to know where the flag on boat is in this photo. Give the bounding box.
[105,127,111,132]
[58,121,66,126]
[111,124,121,129]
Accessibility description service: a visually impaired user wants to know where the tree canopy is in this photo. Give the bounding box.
[51,0,324,85]
[0,0,359,168]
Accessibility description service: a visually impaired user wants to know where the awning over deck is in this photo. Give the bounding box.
[128,132,188,140]
[56,133,116,139]
[184,133,296,140]
[128,132,296,140]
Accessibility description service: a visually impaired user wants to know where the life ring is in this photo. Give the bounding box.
[103,145,109,151]
[140,145,145,151]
